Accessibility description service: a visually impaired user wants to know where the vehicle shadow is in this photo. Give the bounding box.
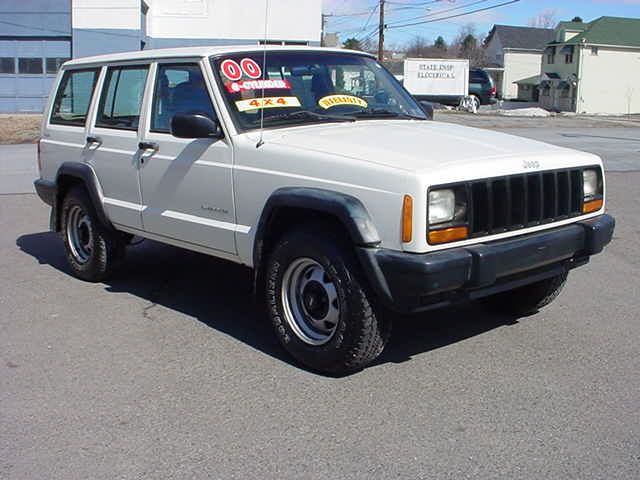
[17,232,520,374]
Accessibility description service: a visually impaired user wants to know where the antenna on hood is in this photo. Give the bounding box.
[256,0,270,149]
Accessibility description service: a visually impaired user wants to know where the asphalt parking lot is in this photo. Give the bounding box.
[2,117,639,479]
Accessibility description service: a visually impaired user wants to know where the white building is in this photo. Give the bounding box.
[539,16,640,114]
[483,25,554,100]
[0,0,321,112]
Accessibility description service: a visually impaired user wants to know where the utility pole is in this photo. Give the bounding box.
[321,13,332,47]
[377,0,385,61]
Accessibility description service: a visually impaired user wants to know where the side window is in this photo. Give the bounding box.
[50,68,99,126]
[96,65,149,130]
[151,63,216,133]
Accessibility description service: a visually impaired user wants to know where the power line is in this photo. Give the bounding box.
[385,0,493,27]
[386,0,520,29]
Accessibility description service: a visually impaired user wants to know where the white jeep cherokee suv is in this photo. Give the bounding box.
[34,46,615,374]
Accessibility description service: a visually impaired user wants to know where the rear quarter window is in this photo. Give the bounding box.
[50,68,100,126]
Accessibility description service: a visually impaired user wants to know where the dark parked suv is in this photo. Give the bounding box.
[469,68,497,109]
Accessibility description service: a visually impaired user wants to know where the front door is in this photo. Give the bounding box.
[138,61,236,254]
[86,64,150,230]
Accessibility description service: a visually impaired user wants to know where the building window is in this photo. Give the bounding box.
[96,65,149,130]
[563,45,575,64]
[546,46,556,64]
[50,68,100,126]
[0,57,15,74]
[18,58,43,74]
[46,58,69,74]
[591,47,599,56]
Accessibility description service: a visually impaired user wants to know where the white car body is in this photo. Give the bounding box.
[38,45,606,268]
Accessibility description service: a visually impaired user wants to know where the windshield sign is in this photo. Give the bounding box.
[212,52,426,130]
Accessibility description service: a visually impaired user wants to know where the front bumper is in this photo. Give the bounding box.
[357,214,615,313]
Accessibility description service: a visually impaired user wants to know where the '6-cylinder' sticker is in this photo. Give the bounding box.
[235,96,301,112]
[318,94,368,109]
[220,58,263,81]
[225,79,291,93]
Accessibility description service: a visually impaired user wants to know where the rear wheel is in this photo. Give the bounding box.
[265,224,391,374]
[482,272,568,315]
[61,186,125,282]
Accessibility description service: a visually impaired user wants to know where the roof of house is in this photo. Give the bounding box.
[514,74,540,85]
[557,21,588,32]
[566,16,640,47]
[485,25,555,51]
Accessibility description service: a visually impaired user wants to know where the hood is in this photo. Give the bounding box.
[262,120,597,175]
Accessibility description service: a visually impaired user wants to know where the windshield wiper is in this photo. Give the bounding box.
[351,108,426,120]
[261,110,355,125]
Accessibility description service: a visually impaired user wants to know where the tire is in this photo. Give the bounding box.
[470,94,481,111]
[60,186,125,282]
[265,224,391,374]
[482,271,568,315]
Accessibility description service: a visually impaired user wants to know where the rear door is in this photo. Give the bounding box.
[85,63,150,230]
[41,67,100,180]
[137,60,236,254]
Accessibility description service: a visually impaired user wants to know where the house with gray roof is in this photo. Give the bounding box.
[483,25,555,100]
[538,16,640,113]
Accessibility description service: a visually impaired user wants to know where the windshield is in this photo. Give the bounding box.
[211,51,427,131]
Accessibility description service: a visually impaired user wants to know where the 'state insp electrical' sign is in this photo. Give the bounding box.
[403,58,469,97]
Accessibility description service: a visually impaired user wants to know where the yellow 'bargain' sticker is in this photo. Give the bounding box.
[235,96,301,112]
[318,94,368,109]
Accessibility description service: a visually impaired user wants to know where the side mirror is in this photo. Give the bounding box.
[170,113,224,139]
[418,101,434,120]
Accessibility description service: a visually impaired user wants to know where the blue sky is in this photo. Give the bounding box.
[322,0,640,47]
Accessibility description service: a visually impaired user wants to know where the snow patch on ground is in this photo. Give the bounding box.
[486,107,552,117]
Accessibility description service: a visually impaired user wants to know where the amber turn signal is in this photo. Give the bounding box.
[583,198,603,214]
[402,195,413,243]
[428,226,469,245]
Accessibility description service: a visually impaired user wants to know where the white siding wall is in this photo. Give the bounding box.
[147,0,321,44]
[579,46,640,114]
[502,51,542,99]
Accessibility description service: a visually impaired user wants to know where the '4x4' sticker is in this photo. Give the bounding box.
[235,96,301,112]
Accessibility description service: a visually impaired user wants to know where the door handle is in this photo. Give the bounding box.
[86,135,102,145]
[138,141,159,152]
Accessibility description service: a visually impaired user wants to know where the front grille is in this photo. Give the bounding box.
[467,168,586,238]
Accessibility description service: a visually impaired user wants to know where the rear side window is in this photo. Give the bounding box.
[96,65,149,130]
[151,63,216,133]
[50,68,100,126]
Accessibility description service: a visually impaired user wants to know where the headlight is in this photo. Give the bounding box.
[428,189,455,224]
[583,169,599,199]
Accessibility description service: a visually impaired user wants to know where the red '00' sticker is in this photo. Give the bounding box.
[221,59,242,81]
[240,58,262,79]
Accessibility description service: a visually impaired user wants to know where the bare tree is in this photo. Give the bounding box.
[528,9,558,28]
[451,24,487,67]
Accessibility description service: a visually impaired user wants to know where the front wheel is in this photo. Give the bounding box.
[265,224,390,374]
[482,272,568,315]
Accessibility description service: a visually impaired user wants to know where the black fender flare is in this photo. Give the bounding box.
[53,162,113,231]
[253,187,381,272]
